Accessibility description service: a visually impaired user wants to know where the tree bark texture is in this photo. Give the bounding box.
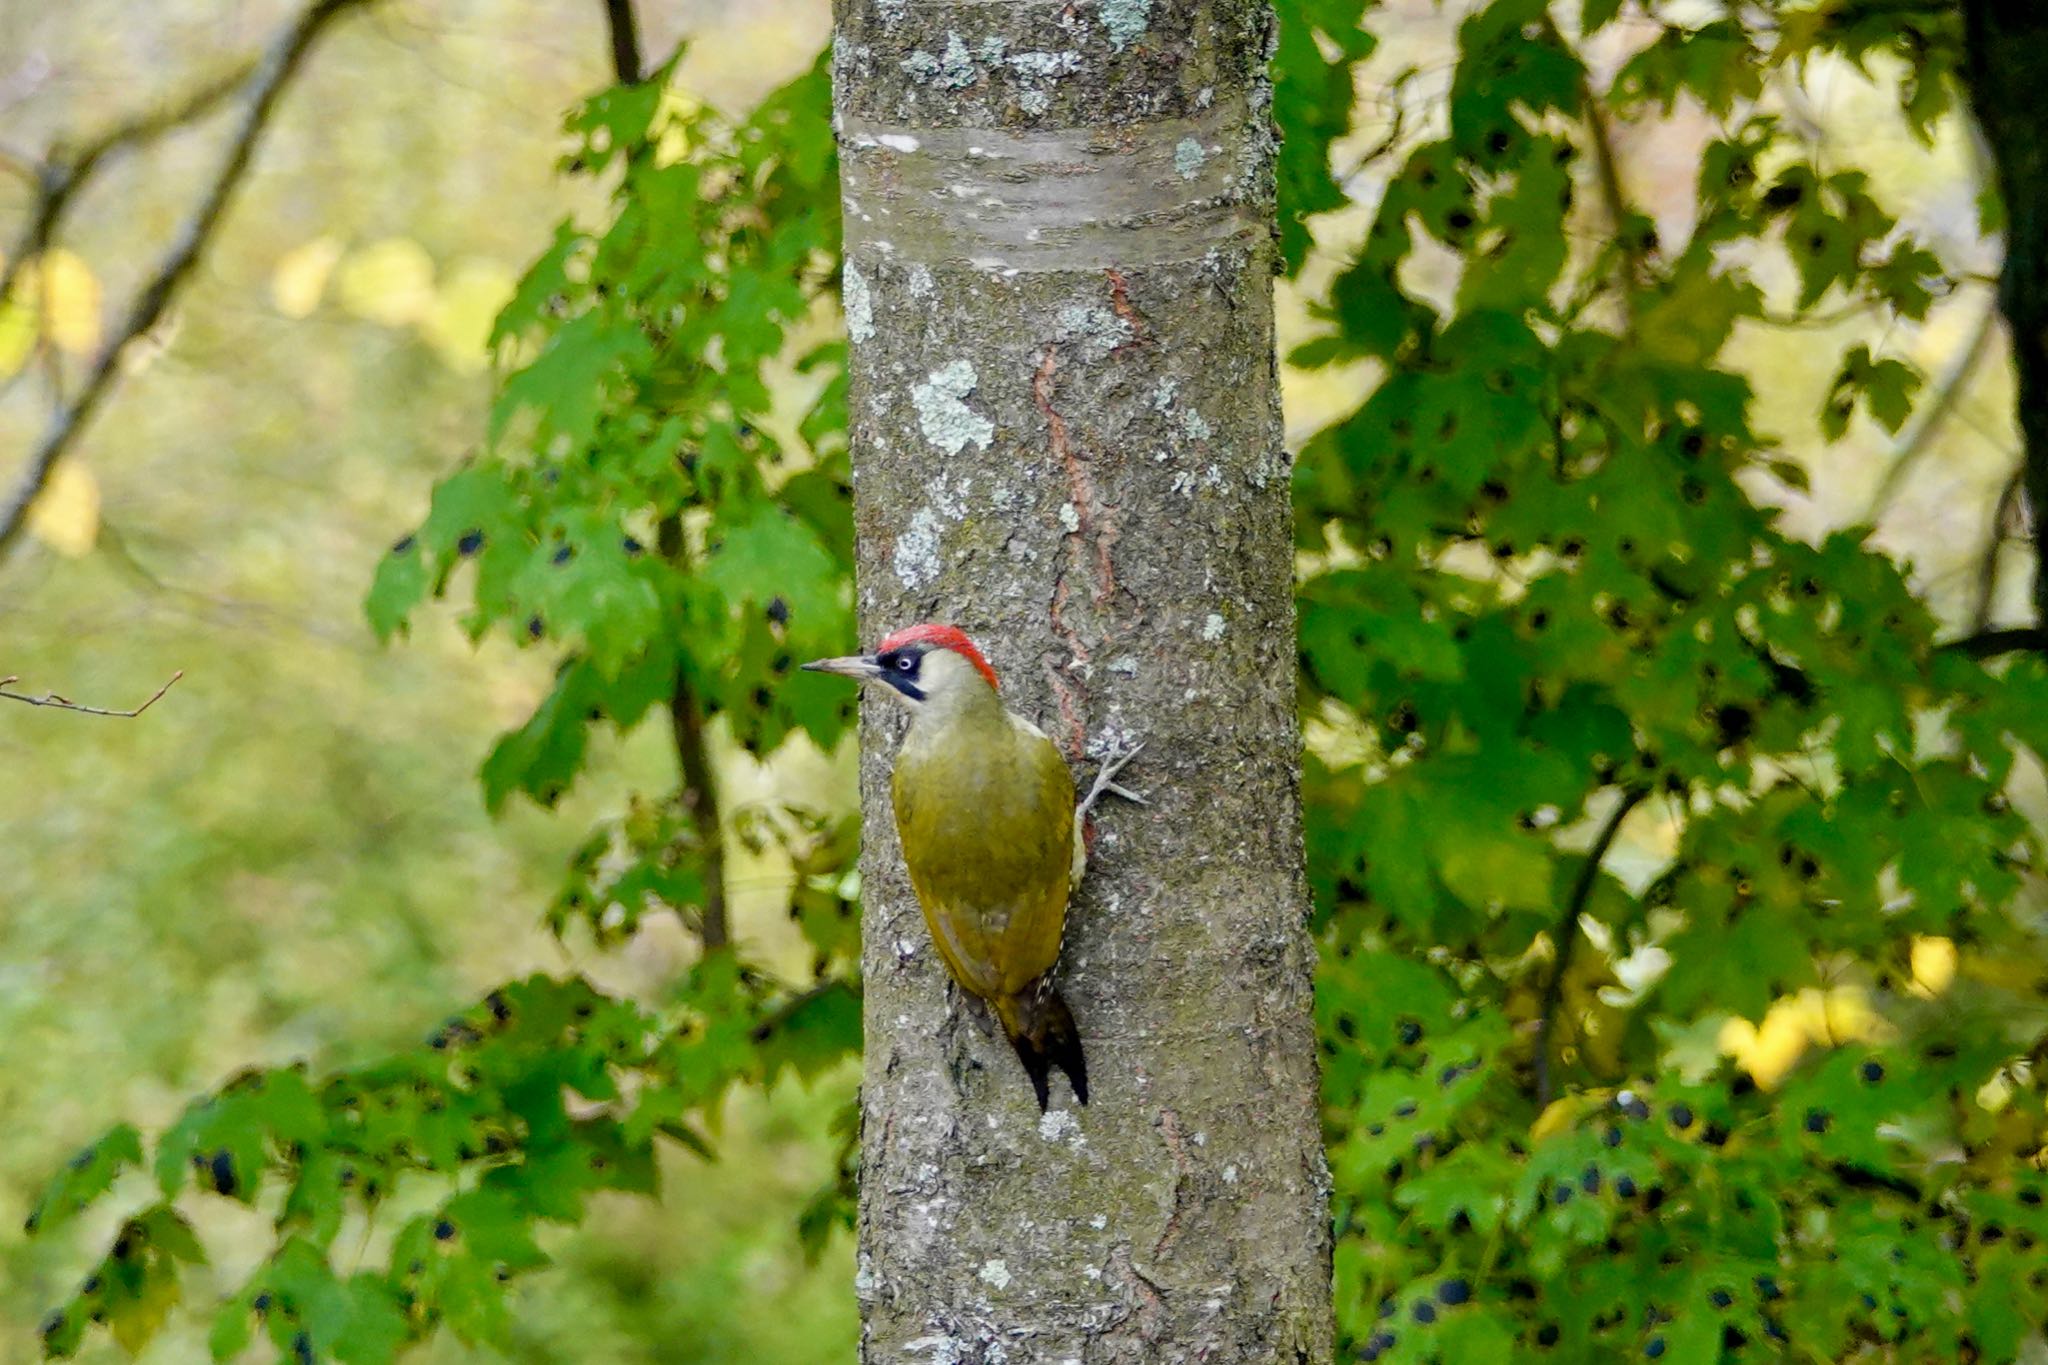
[1960,0,2048,635]
[830,3,1332,1361]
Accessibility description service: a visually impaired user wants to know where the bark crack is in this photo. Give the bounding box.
[1104,267,1149,351]
[1035,345,1119,608]
[1150,1106,1194,1262]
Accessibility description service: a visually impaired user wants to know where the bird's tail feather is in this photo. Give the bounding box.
[996,982,1088,1111]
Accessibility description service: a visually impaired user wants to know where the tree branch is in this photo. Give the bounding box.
[1959,0,2048,654]
[607,0,726,953]
[1535,785,1650,1109]
[0,56,259,310]
[659,513,730,952]
[0,0,374,566]
[1971,465,2025,630]
[602,0,645,85]
[1938,626,2048,659]
[1864,294,2000,521]
[0,669,181,717]
[1566,50,1644,337]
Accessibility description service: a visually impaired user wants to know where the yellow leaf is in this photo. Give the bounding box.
[270,236,344,319]
[419,257,515,372]
[107,1263,180,1353]
[27,460,100,557]
[0,292,33,376]
[1530,1092,1596,1141]
[1720,985,1887,1089]
[38,248,102,356]
[1910,935,1956,997]
[1719,1010,1808,1090]
[336,237,435,327]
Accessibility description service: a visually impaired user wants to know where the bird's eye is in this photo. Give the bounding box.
[895,655,916,672]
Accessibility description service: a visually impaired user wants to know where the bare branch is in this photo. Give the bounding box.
[1863,295,2000,521]
[0,0,376,566]
[0,56,258,308]
[1336,68,1415,191]
[0,669,182,718]
[0,142,39,185]
[1971,465,2025,630]
[1535,785,1650,1109]
[1939,626,2048,659]
[602,0,645,84]
[659,512,729,952]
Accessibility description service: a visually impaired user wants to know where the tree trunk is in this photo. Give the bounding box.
[830,3,1333,1360]
[1960,0,2048,636]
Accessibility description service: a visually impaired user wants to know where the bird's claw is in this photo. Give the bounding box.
[1079,740,1148,819]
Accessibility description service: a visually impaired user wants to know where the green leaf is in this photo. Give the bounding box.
[1823,344,1923,440]
[365,535,429,641]
[25,1123,142,1238]
[1614,21,1761,118]
[1580,0,1624,33]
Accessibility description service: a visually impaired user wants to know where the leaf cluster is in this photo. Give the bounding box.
[28,50,865,1362]
[1295,3,2048,1360]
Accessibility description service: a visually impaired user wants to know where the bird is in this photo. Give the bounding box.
[803,623,1143,1110]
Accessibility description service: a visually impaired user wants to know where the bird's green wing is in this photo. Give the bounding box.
[892,713,1075,999]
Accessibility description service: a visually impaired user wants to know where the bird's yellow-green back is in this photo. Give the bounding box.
[890,695,1076,1000]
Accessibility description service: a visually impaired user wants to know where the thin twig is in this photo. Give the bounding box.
[1571,56,1642,335]
[1534,786,1650,1109]
[0,143,38,185]
[1971,465,2025,630]
[1336,70,1415,189]
[0,0,374,566]
[0,56,258,309]
[0,670,182,717]
[1864,296,2000,521]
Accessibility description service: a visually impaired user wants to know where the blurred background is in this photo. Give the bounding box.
[0,0,2013,1359]
[0,2,855,1359]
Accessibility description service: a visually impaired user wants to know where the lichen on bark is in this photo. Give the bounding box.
[832,2,1332,1359]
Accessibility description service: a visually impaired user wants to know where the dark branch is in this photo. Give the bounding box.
[659,513,729,951]
[1938,626,2048,659]
[605,0,724,951]
[0,56,258,310]
[1535,786,1650,1109]
[1826,1160,1924,1204]
[602,0,645,84]
[1971,466,2025,631]
[1959,0,2048,652]
[0,0,374,565]
[0,669,181,718]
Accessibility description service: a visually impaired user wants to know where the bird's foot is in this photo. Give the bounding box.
[1079,740,1148,822]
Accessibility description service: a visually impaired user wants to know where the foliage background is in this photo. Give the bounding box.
[0,2,854,1360]
[4,0,2043,1361]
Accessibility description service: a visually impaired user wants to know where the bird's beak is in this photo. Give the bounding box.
[801,654,883,682]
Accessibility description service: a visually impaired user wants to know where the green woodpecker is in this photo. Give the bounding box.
[803,624,1142,1110]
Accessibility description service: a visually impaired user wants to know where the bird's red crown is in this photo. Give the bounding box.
[876,623,1000,690]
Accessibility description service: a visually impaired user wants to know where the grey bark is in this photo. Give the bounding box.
[830,4,1332,1361]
